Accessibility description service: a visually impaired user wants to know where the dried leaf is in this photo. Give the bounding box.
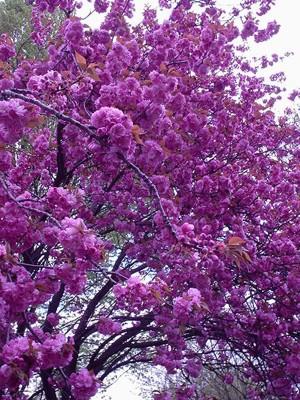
[61,70,71,79]
[151,289,162,301]
[167,67,182,77]
[142,79,152,86]
[242,250,251,263]
[122,69,130,78]
[87,62,98,68]
[132,125,144,145]
[159,140,172,157]
[35,283,49,292]
[26,115,45,129]
[116,36,126,44]
[160,63,167,73]
[165,109,174,117]
[195,302,210,312]
[228,236,246,246]
[0,61,8,70]
[86,65,100,81]
[75,51,87,69]
[132,71,141,79]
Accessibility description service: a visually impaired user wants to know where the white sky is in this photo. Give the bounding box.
[244,0,300,109]
[78,1,300,398]
[102,374,142,400]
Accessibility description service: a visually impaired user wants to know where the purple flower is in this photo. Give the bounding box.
[65,20,83,44]
[69,369,100,400]
[94,0,109,13]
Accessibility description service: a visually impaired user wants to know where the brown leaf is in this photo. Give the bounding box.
[87,62,98,68]
[132,71,141,79]
[228,236,246,246]
[151,289,162,301]
[75,51,87,69]
[61,70,71,79]
[35,283,49,292]
[0,61,8,70]
[165,109,174,117]
[167,67,182,77]
[86,65,100,81]
[132,125,144,145]
[159,140,172,157]
[26,115,45,129]
[116,36,126,44]
[242,251,251,263]
[194,301,210,313]
[160,63,167,73]
[142,79,152,86]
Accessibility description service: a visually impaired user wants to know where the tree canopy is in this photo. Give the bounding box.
[0,0,300,399]
[0,0,64,59]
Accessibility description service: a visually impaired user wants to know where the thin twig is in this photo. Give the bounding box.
[0,176,61,227]
[119,155,205,254]
[118,154,178,239]
[2,89,98,140]
[23,312,69,383]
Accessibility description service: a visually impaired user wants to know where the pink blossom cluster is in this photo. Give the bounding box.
[58,217,104,261]
[69,369,100,400]
[0,334,73,391]
[97,316,122,335]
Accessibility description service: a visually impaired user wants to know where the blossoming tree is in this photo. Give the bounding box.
[0,0,300,399]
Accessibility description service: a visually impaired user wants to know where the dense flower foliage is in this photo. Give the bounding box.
[0,0,299,399]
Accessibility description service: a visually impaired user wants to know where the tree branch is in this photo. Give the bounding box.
[2,89,98,140]
[119,154,178,239]
[0,176,62,227]
[54,122,67,187]
[43,284,65,333]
